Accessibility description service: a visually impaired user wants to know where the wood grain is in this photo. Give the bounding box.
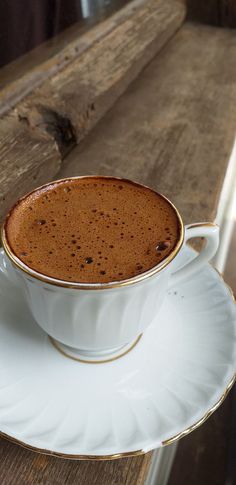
[0,113,60,222]
[0,0,185,223]
[0,0,186,117]
[16,0,185,143]
[0,440,152,485]
[59,22,236,225]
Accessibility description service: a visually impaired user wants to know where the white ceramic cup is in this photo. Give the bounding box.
[0,177,219,362]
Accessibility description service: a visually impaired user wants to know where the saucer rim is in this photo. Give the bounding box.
[0,372,235,460]
[0,265,235,460]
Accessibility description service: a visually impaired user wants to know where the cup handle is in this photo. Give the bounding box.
[170,223,219,286]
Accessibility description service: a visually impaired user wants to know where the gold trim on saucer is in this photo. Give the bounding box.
[1,175,185,291]
[163,265,236,446]
[162,373,236,446]
[0,372,235,460]
[49,334,142,364]
[0,431,145,460]
[0,264,235,460]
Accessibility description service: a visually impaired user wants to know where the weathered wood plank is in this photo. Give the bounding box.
[0,1,130,114]
[16,0,186,142]
[0,113,61,221]
[59,22,236,225]
[0,0,185,223]
[0,439,152,485]
[0,0,185,117]
[0,0,127,75]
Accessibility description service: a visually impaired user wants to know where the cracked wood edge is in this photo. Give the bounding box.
[0,0,185,117]
[0,0,152,115]
[0,113,61,221]
[0,0,185,222]
[17,0,186,145]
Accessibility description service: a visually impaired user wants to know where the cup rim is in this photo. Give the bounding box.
[1,176,184,290]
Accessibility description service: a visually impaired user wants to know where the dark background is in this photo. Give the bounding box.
[0,0,128,68]
[1,0,236,69]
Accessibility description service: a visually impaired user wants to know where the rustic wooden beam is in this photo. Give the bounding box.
[0,0,186,117]
[0,0,186,221]
[0,440,152,485]
[0,113,61,219]
[17,0,186,143]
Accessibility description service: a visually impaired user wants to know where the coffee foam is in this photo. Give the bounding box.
[5,178,181,283]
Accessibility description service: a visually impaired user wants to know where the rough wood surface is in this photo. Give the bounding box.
[0,0,185,117]
[59,22,236,225]
[0,0,127,75]
[16,0,185,142]
[187,0,236,27]
[0,0,185,223]
[0,113,61,221]
[0,440,152,485]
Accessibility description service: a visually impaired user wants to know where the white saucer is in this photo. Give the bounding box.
[0,247,235,459]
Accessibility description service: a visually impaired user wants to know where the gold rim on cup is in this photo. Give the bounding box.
[1,176,184,291]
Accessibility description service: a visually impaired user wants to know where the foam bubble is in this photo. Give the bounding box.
[6,177,180,283]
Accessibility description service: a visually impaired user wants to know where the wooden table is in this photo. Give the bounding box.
[1,20,236,485]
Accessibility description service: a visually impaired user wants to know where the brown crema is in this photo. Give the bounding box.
[5,177,181,283]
